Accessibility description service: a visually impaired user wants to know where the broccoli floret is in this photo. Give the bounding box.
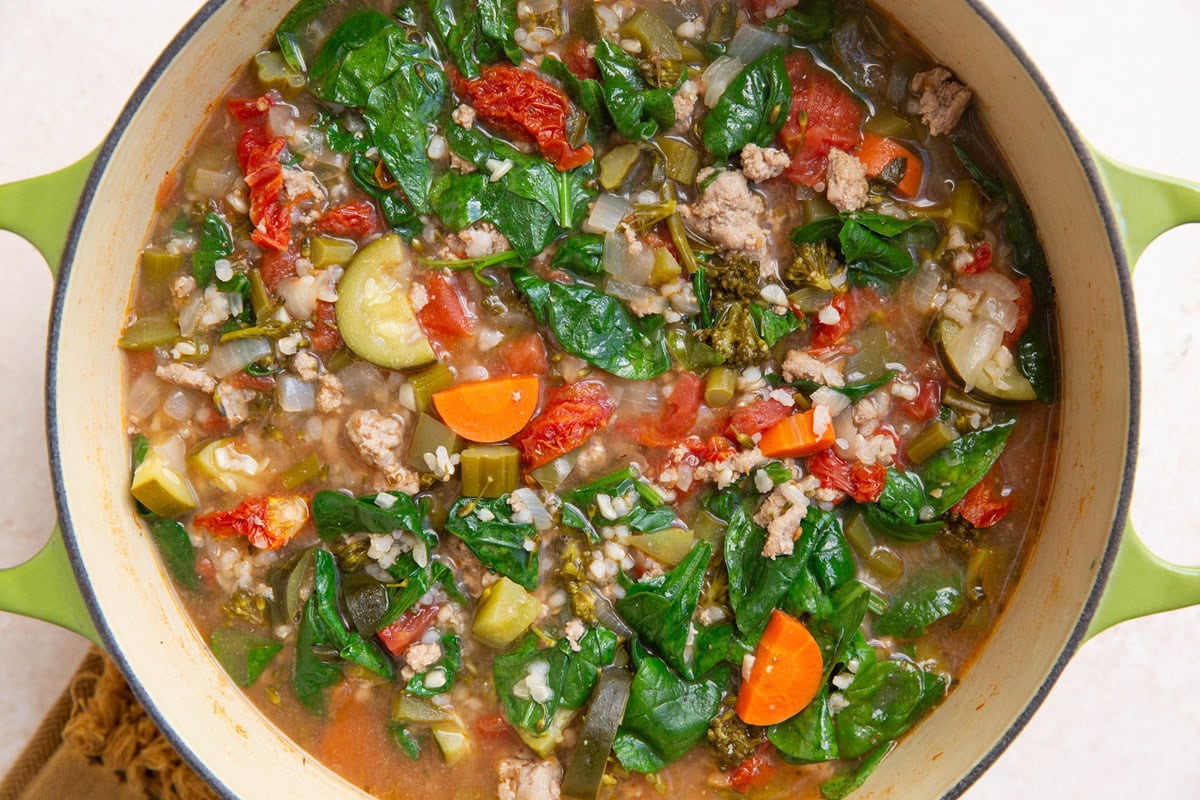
[702,303,769,368]
[329,537,371,573]
[707,706,765,769]
[784,240,844,292]
[707,255,762,304]
[559,540,600,626]
[222,589,269,626]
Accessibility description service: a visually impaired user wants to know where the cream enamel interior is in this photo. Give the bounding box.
[49,0,1132,797]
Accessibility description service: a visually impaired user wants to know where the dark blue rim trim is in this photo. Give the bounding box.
[41,1,1141,799]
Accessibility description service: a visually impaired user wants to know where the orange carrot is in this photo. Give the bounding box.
[856,132,924,198]
[757,408,836,458]
[736,610,824,726]
[432,375,541,443]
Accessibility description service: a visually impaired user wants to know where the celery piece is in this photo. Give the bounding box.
[801,196,839,224]
[599,143,643,191]
[704,366,737,408]
[843,512,875,558]
[656,137,700,185]
[472,576,541,648]
[280,453,322,490]
[249,268,274,323]
[846,323,889,381]
[141,247,183,285]
[120,316,180,350]
[408,413,464,472]
[310,235,358,268]
[619,10,682,60]
[254,50,306,94]
[393,693,457,724]
[949,179,984,237]
[460,445,520,498]
[704,1,737,43]
[867,547,904,579]
[629,528,695,566]
[410,362,455,413]
[210,627,283,688]
[650,246,682,286]
[906,420,959,465]
[131,448,198,519]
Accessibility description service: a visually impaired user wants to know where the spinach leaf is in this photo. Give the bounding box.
[804,580,871,681]
[494,627,618,732]
[194,212,233,288]
[349,151,422,237]
[478,0,522,66]
[862,469,943,542]
[309,11,413,106]
[690,623,753,679]
[387,721,422,760]
[808,515,855,592]
[612,654,725,772]
[540,57,610,137]
[513,269,672,380]
[275,0,330,72]
[210,627,283,689]
[771,370,894,403]
[308,549,395,679]
[790,212,935,287]
[834,658,946,758]
[873,566,962,638]
[551,233,606,276]
[616,541,712,677]
[147,518,199,590]
[311,490,425,541]
[766,0,837,43]
[1017,320,1055,403]
[406,632,461,696]
[292,598,342,714]
[769,687,837,763]
[593,38,677,141]
[421,0,519,80]
[820,743,892,800]
[363,59,448,214]
[375,558,463,631]
[444,496,540,590]
[919,420,1014,516]
[667,328,727,373]
[701,49,792,160]
[750,304,804,346]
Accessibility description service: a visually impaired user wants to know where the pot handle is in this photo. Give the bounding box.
[0,154,102,645]
[1086,150,1200,639]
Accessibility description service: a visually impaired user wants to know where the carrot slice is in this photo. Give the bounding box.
[432,375,541,443]
[758,409,836,458]
[736,610,824,726]
[856,132,924,198]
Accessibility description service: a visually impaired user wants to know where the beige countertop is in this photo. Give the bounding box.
[1,1,1197,797]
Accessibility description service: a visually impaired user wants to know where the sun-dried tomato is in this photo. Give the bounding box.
[961,240,993,274]
[316,200,379,240]
[951,464,1014,528]
[898,378,943,423]
[626,372,705,448]
[512,381,615,469]
[453,65,593,171]
[194,493,310,550]
[310,300,342,352]
[807,448,886,504]
[228,92,292,252]
[563,35,599,81]
[729,745,777,793]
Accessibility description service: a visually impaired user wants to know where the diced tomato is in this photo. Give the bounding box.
[951,464,1014,528]
[810,292,856,348]
[416,272,476,348]
[1003,277,1034,347]
[729,398,791,440]
[196,556,217,590]
[229,371,275,393]
[687,433,738,464]
[498,332,549,376]
[124,348,157,375]
[453,65,593,171]
[729,745,777,793]
[624,372,705,448]
[310,300,342,352]
[563,35,599,81]
[194,494,310,550]
[899,378,943,423]
[376,605,440,658]
[961,241,992,274]
[807,448,886,504]
[316,200,379,239]
[475,713,515,739]
[778,54,864,188]
[259,247,299,293]
[643,223,679,260]
[512,381,615,469]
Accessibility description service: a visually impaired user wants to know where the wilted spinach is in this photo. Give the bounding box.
[494,627,617,732]
[311,490,426,541]
[616,541,712,677]
[444,496,540,589]
[193,212,233,288]
[406,632,462,696]
[750,304,804,346]
[790,212,936,287]
[834,658,946,758]
[421,0,519,80]
[765,0,838,43]
[919,420,1014,516]
[872,567,963,638]
[551,233,605,276]
[701,49,792,160]
[593,38,677,140]
[863,469,943,542]
[769,686,838,763]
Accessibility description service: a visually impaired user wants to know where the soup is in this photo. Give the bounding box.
[119,0,1058,797]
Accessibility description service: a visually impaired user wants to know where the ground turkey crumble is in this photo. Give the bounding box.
[316,373,344,413]
[671,79,700,131]
[680,168,769,262]
[825,148,870,212]
[782,348,846,387]
[156,362,216,394]
[911,67,972,136]
[754,479,812,558]
[344,409,419,493]
[497,757,562,800]
[741,143,791,183]
[437,221,512,259]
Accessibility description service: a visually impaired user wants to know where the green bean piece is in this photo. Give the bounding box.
[280,453,322,490]
[410,362,455,413]
[843,512,875,558]
[311,235,358,268]
[119,316,180,350]
[141,247,183,285]
[619,10,682,60]
[599,144,643,191]
[650,247,682,286]
[677,41,707,67]
[906,420,959,465]
[408,413,464,472]
[867,547,904,579]
[667,211,700,275]
[529,448,580,492]
[249,268,274,323]
[863,110,917,140]
[942,387,991,418]
[704,366,737,407]
[254,50,306,93]
[656,137,700,185]
[949,178,984,237]
[460,446,520,498]
[561,665,634,800]
[788,287,834,315]
[704,1,737,43]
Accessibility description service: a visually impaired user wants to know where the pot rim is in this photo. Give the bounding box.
[42,1,1141,798]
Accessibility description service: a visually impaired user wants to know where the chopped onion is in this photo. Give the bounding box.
[811,386,851,418]
[268,103,298,139]
[727,24,788,64]
[585,194,632,234]
[977,295,1019,332]
[157,435,188,476]
[832,409,857,459]
[945,318,1004,391]
[605,278,659,307]
[513,488,554,531]
[277,374,316,413]
[162,390,197,421]
[126,371,166,421]
[959,271,1020,302]
[702,56,745,107]
[526,0,558,14]
[177,295,203,337]
[338,361,387,403]
[278,275,318,320]
[909,263,944,313]
[208,338,272,379]
[603,231,655,285]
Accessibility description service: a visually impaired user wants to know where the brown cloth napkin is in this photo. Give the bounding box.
[0,650,217,800]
